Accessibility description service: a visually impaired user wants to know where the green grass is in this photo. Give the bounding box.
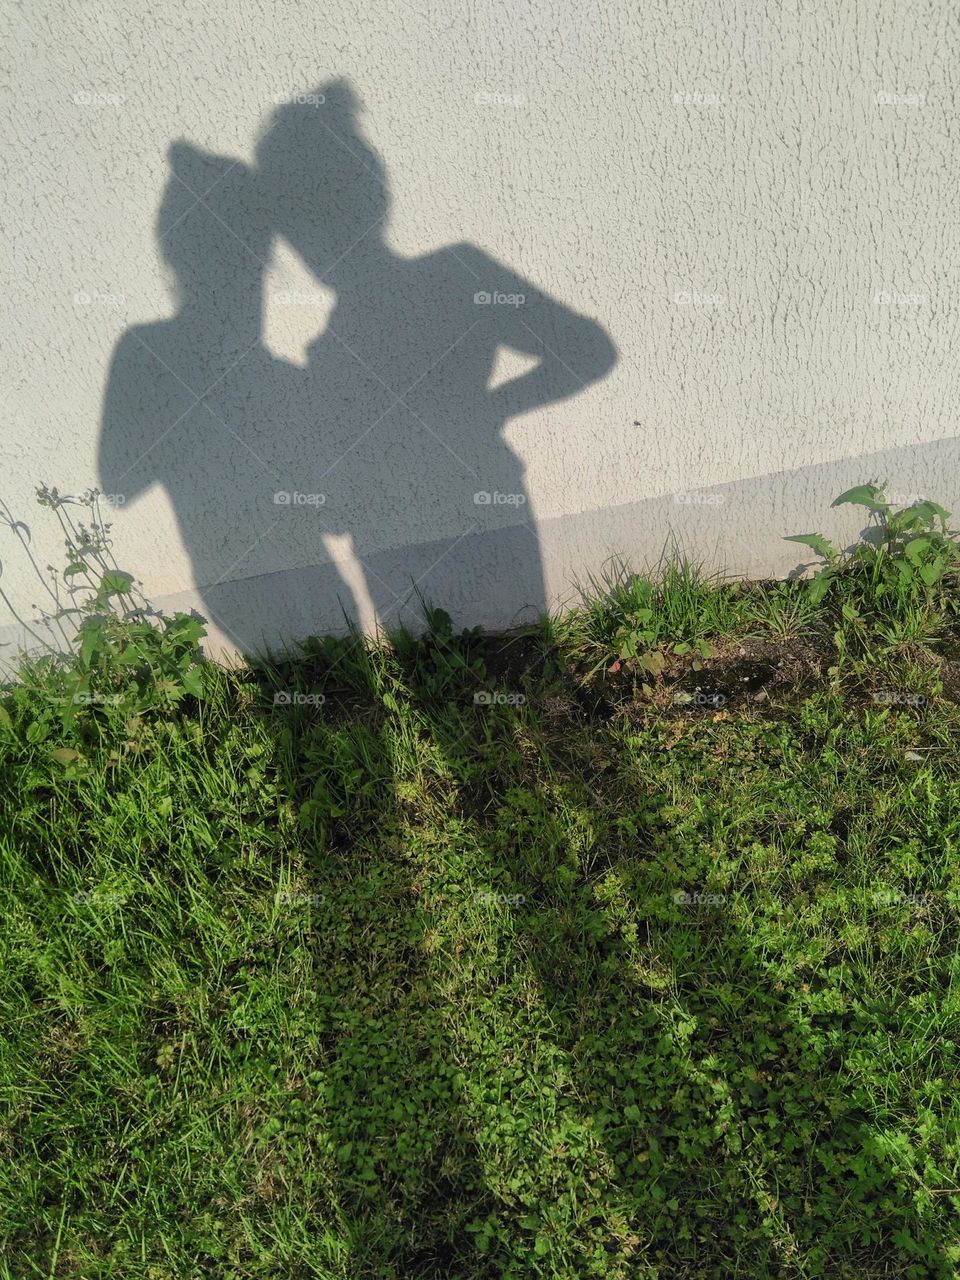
[4,489,960,1277]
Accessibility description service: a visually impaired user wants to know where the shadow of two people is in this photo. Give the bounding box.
[99,79,617,653]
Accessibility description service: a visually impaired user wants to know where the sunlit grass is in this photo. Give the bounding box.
[3,549,960,1277]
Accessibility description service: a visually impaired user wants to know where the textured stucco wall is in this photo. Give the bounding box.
[2,0,959,660]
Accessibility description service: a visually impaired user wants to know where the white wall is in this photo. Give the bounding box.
[2,0,958,660]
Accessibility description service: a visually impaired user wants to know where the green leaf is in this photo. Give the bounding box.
[831,484,887,512]
[52,747,81,765]
[180,666,205,699]
[63,562,87,577]
[919,558,946,587]
[78,620,104,667]
[904,537,931,563]
[428,607,453,637]
[905,499,950,525]
[806,569,835,607]
[889,510,922,535]
[784,533,836,561]
[94,571,135,606]
[166,614,207,646]
[617,630,639,660]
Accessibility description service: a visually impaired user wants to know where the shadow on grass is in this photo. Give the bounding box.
[3,615,957,1278]
[262,619,960,1277]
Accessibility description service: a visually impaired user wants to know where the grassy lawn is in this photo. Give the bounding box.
[2,487,960,1277]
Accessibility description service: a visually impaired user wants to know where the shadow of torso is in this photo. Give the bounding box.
[101,243,615,640]
[298,245,539,548]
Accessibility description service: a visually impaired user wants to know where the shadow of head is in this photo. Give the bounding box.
[255,79,389,275]
[157,142,273,310]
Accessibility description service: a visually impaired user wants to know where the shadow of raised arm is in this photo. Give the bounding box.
[451,243,616,420]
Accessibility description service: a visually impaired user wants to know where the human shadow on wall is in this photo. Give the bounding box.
[98,80,616,654]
